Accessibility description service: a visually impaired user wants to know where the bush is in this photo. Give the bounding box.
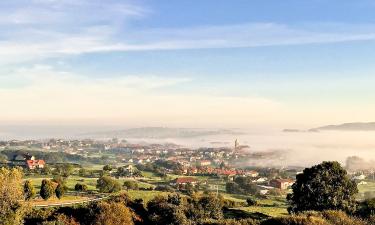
[222,199,247,208]
[155,185,175,192]
[74,183,88,192]
[246,198,258,206]
[123,180,139,190]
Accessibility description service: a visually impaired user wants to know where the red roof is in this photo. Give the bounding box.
[173,177,198,184]
[26,160,45,167]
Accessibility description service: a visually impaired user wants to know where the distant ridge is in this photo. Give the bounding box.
[312,122,375,131]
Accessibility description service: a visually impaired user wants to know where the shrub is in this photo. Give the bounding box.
[74,183,88,192]
[222,199,247,208]
[123,180,139,190]
[246,198,258,206]
[155,185,175,192]
[24,180,36,200]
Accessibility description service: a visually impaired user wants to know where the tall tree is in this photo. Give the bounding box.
[0,168,29,225]
[24,180,36,200]
[55,183,65,199]
[287,161,358,213]
[40,179,55,200]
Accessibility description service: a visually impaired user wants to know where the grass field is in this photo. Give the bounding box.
[24,171,289,216]
[357,180,375,193]
[30,195,91,206]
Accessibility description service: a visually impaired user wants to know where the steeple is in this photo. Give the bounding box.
[234,139,239,152]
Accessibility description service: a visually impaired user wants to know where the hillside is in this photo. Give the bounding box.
[313,122,375,131]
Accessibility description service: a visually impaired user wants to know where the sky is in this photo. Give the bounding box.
[1,0,375,129]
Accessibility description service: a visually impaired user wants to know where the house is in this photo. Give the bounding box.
[269,179,294,190]
[170,177,199,186]
[26,160,45,169]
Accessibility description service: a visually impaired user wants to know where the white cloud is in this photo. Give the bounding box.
[1,20,375,66]
[0,1,375,65]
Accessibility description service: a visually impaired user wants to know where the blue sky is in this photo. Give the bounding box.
[1,0,375,128]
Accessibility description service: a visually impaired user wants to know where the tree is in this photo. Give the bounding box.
[195,193,224,220]
[226,182,243,194]
[147,195,189,225]
[40,179,55,200]
[41,165,52,175]
[24,180,36,200]
[75,183,88,192]
[96,176,122,193]
[55,183,65,199]
[55,164,74,177]
[287,161,358,213]
[92,202,134,225]
[0,167,29,225]
[103,165,113,172]
[123,180,139,190]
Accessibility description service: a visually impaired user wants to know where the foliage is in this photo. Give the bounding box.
[54,164,74,177]
[155,185,175,192]
[53,214,80,225]
[40,179,55,200]
[147,194,190,225]
[226,176,259,195]
[24,180,36,200]
[0,167,29,225]
[357,198,375,218]
[222,199,247,208]
[193,193,225,220]
[123,180,139,190]
[247,198,258,206]
[96,176,122,193]
[287,161,358,213]
[74,183,88,192]
[103,165,113,172]
[55,184,65,199]
[261,210,370,225]
[91,202,134,225]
